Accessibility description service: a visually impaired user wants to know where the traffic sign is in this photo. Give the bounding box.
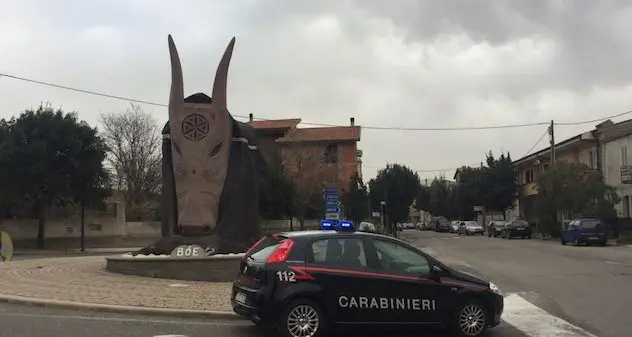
[322,187,338,192]
[325,213,340,220]
[323,193,339,201]
[325,200,340,207]
[326,206,341,213]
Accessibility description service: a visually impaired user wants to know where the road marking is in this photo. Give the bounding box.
[0,311,249,326]
[605,261,631,266]
[503,293,597,336]
[153,335,188,337]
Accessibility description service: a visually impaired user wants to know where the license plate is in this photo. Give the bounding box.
[588,237,599,240]
[517,228,524,230]
[235,292,247,304]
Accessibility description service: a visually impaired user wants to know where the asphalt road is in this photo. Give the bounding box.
[2,231,631,337]
[403,229,632,337]
[0,302,520,337]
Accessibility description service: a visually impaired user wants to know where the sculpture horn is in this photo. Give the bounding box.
[211,37,236,109]
[168,35,184,111]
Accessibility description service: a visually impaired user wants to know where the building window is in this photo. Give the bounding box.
[324,144,338,163]
[624,196,630,218]
[588,150,596,169]
[622,145,628,166]
[525,169,534,183]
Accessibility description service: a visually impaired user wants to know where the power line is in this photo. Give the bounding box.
[364,162,481,173]
[3,71,626,132]
[521,128,549,158]
[555,109,632,126]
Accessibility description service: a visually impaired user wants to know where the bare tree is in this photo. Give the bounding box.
[100,104,161,214]
[281,142,342,229]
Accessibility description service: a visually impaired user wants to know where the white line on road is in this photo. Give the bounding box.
[503,293,597,337]
[0,311,249,326]
[605,261,632,266]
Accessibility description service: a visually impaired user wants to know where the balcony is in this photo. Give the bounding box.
[521,182,538,197]
[621,165,632,184]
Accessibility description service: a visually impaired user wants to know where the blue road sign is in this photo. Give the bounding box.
[326,206,341,213]
[323,193,339,201]
[325,200,340,207]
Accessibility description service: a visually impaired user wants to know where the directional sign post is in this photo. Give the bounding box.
[322,187,341,221]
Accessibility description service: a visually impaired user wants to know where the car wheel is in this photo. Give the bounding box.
[487,232,491,237]
[278,298,325,337]
[450,298,488,337]
[561,239,566,245]
[527,235,532,239]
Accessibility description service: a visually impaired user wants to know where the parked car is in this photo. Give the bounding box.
[449,221,461,233]
[433,217,451,232]
[500,219,532,239]
[358,222,377,233]
[561,218,607,246]
[458,221,485,236]
[487,221,507,238]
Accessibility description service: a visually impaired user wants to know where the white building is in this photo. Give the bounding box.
[597,119,632,218]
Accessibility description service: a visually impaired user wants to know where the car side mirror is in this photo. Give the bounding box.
[429,265,446,281]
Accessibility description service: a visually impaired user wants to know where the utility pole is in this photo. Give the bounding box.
[549,120,556,167]
[548,119,557,236]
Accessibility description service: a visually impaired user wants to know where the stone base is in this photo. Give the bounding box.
[105,253,245,282]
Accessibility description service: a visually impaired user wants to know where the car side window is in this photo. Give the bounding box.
[309,238,367,270]
[568,221,577,230]
[372,239,431,276]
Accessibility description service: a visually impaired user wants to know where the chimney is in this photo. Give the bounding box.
[249,113,253,122]
[350,117,355,126]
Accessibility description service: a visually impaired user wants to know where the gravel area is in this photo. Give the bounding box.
[0,256,233,311]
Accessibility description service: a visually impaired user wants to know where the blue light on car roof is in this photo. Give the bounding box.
[337,221,354,232]
[319,220,334,230]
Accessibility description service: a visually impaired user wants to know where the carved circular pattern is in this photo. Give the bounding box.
[181,113,209,141]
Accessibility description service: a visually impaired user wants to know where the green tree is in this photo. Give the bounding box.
[369,164,422,232]
[481,151,518,216]
[341,173,369,224]
[535,162,618,235]
[415,185,431,212]
[427,178,452,217]
[0,104,111,248]
[259,154,295,221]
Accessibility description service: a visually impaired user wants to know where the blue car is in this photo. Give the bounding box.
[560,218,607,246]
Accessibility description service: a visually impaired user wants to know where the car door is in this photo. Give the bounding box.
[362,237,454,325]
[303,236,373,324]
[564,221,578,242]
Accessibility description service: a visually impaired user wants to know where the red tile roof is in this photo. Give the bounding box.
[276,126,361,143]
[248,118,301,130]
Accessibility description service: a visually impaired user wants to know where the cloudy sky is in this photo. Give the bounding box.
[2,0,632,180]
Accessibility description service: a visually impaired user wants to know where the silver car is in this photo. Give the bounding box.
[458,221,485,236]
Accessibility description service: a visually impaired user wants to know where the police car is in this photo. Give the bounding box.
[231,220,503,337]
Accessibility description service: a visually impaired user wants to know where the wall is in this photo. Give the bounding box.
[0,211,320,249]
[281,141,359,192]
[603,135,632,217]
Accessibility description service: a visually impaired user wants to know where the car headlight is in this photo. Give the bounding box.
[489,282,502,295]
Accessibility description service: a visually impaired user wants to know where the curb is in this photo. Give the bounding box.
[0,293,244,320]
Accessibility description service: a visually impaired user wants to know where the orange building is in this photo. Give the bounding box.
[248,114,362,193]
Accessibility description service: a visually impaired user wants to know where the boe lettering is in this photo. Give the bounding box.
[175,246,200,257]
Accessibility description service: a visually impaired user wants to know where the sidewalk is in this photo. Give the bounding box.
[0,255,238,318]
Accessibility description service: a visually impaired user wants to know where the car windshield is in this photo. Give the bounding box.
[581,220,601,229]
[512,220,529,227]
[493,221,506,226]
[465,221,479,227]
